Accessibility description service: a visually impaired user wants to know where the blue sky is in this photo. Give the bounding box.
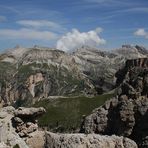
[0,0,148,51]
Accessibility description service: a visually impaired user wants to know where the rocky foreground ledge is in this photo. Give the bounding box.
[45,132,137,148]
[0,106,137,148]
[0,106,45,148]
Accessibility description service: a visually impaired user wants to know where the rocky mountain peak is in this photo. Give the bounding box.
[135,45,148,55]
[7,46,30,59]
[112,44,148,59]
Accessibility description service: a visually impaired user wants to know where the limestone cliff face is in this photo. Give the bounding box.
[125,58,148,69]
[81,58,148,148]
[26,73,44,97]
[0,63,95,106]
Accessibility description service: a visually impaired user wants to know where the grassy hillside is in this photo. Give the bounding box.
[34,93,114,133]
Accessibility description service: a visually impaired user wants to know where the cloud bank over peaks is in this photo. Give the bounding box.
[56,28,106,52]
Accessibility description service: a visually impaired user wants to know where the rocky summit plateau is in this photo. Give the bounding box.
[0,45,147,148]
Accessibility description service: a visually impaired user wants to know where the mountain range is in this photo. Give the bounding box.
[0,44,147,107]
[0,44,148,148]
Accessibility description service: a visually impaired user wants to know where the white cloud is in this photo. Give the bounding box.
[56,28,106,51]
[0,19,66,43]
[0,28,58,40]
[83,0,131,7]
[134,28,148,39]
[84,0,113,3]
[16,20,63,29]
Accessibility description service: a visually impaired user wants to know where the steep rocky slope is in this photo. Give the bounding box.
[0,46,95,107]
[81,58,148,147]
[0,45,147,106]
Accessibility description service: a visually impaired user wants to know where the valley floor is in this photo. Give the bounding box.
[34,93,114,133]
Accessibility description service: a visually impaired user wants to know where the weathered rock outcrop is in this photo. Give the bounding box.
[0,106,45,148]
[14,107,46,118]
[81,58,148,147]
[45,132,137,148]
[0,106,29,148]
[12,107,45,138]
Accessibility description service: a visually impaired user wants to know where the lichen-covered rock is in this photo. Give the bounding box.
[45,132,137,148]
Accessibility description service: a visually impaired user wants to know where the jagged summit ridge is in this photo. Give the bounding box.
[112,44,147,59]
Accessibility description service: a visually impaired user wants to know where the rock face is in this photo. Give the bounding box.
[0,106,29,148]
[14,107,46,118]
[26,131,45,148]
[45,132,137,148]
[81,58,148,147]
[0,45,147,106]
[0,106,137,148]
[0,106,45,148]
[27,73,44,97]
[13,107,45,138]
